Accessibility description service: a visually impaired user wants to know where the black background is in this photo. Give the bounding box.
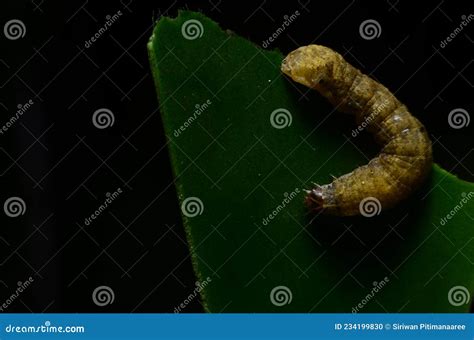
[1,0,472,312]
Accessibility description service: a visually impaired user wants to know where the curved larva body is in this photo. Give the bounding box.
[281,45,433,216]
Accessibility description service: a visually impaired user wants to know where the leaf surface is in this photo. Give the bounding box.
[148,11,474,312]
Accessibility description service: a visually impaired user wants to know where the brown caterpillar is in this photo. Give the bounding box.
[281,45,433,216]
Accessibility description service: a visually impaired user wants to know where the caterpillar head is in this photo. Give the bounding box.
[281,45,339,91]
[304,186,325,214]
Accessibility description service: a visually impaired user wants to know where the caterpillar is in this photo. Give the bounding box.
[281,45,433,216]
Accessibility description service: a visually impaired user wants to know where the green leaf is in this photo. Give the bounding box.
[148,11,474,312]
